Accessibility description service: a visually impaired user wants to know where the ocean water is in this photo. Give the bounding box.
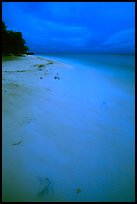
[2,54,135,202]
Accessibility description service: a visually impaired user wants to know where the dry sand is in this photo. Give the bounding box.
[2,55,73,202]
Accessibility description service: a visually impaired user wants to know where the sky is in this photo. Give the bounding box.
[2,2,135,54]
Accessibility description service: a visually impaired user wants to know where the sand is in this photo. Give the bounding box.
[2,55,135,202]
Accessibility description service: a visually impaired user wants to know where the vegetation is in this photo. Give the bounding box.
[2,21,29,56]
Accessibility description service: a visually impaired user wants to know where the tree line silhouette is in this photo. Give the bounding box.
[2,21,33,56]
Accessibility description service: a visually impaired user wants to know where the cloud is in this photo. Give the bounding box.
[21,15,92,49]
[97,28,135,53]
[2,2,135,53]
[51,36,88,47]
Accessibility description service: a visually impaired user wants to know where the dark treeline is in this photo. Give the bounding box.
[2,21,33,56]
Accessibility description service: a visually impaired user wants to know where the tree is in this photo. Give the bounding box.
[2,21,6,31]
[2,22,9,54]
[2,21,29,55]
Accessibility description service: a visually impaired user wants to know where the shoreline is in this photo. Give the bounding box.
[2,54,74,71]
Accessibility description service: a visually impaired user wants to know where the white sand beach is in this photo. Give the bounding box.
[2,55,135,202]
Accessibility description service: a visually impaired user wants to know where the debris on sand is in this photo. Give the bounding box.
[54,76,60,80]
[34,64,45,68]
[12,140,22,146]
[39,64,45,68]
[5,82,19,89]
[3,69,33,73]
[47,60,54,65]
[34,64,45,70]
[76,188,81,193]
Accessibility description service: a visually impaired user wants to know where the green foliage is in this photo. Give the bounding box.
[2,21,6,31]
[2,21,29,56]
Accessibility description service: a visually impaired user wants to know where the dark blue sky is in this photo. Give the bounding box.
[2,2,135,54]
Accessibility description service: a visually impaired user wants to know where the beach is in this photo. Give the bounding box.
[2,54,135,202]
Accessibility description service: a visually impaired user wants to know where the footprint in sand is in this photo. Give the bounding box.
[37,177,52,197]
[21,116,33,125]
